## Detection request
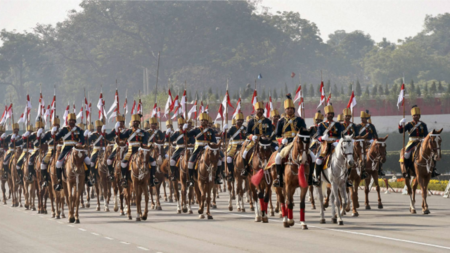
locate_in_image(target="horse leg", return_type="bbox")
[375,175,383,209]
[162,180,168,202]
[75,184,81,224]
[31,183,36,211]
[206,184,213,219]
[227,180,233,211]
[299,185,308,229]
[156,182,162,210]
[339,183,348,216]
[143,184,149,220]
[364,178,371,210]
[351,180,359,217]
[309,186,316,210]
[135,184,141,222]
[174,181,181,214]
[421,175,430,214]
[252,186,261,222]
[211,185,217,209]
[279,185,288,227]
[181,181,188,213]
[198,183,206,219]
[269,192,274,217]
[332,182,344,225]
[66,184,74,223]
[1,180,6,205]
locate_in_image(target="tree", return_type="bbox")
[262,86,267,100]
[410,80,415,91]
[416,86,422,97]
[340,86,345,96]
[430,81,437,94]
[378,84,384,95]
[364,86,370,96]
[332,83,339,96]
[438,81,444,92]
[325,80,331,93]
[309,84,315,97]
[208,87,213,96]
[385,82,389,95]
[273,89,278,100]
[371,85,377,96]
[348,83,353,95]
[424,83,429,95]
[303,85,308,98]
[355,80,362,96]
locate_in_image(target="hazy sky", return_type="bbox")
[1,0,449,43]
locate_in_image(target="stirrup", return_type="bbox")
[240,168,249,177]
[152,177,159,186]
[120,178,128,187]
[312,177,321,186]
[361,171,368,179]
[54,183,62,192]
[273,178,281,188]
[346,181,353,187]
[431,169,440,178]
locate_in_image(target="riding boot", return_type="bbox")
[2,166,8,179]
[120,167,128,188]
[403,158,411,178]
[41,169,49,187]
[107,164,115,180]
[188,169,195,188]
[55,168,63,191]
[346,168,353,187]
[27,164,35,181]
[241,158,249,177]
[273,164,283,188]
[17,169,24,184]
[215,164,223,185]
[170,166,177,181]
[227,162,234,182]
[150,166,159,186]
[431,168,440,178]
[313,163,323,186]
[85,166,93,187]
[91,165,97,184]
[377,164,385,177]
[308,165,314,186]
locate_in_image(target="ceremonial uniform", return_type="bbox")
[225,112,246,180]
[16,126,38,171]
[105,115,127,179]
[270,109,281,151]
[2,123,23,179]
[308,111,324,155]
[87,120,107,184]
[356,110,383,176]
[168,118,190,181]
[273,96,306,187]
[40,118,63,185]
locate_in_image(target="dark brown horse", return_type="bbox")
[50,146,66,219]
[364,136,389,210]
[149,143,168,211]
[177,147,197,214]
[347,134,369,216]
[63,147,87,223]
[401,129,442,214]
[111,141,128,216]
[229,141,254,212]
[129,148,150,221]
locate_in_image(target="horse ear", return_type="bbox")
[437,128,443,134]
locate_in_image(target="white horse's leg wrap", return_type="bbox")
[404,151,411,159]
[316,157,323,165]
[242,150,249,159]
[121,162,128,169]
[84,156,91,166]
[56,160,63,169]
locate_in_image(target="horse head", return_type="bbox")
[256,137,273,161]
[374,135,388,163]
[339,134,355,168]
[151,142,165,165]
[293,129,311,164]
[428,129,443,161]
[353,132,369,167]
[71,147,87,173]
[204,142,222,167]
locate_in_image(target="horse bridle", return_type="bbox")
[368,141,386,169]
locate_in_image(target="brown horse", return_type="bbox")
[195,143,222,219]
[401,129,442,214]
[273,133,311,229]
[149,143,168,211]
[35,147,54,215]
[228,143,254,212]
[177,147,198,214]
[10,148,23,208]
[22,150,37,211]
[63,147,87,223]
[50,146,66,219]
[364,136,389,210]
[111,141,128,216]
[128,148,150,221]
[93,147,110,212]
[0,148,12,205]
[347,134,369,216]
[249,138,274,223]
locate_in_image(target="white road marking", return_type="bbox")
[120,242,130,245]
[104,237,113,240]
[79,228,86,232]
[91,233,100,236]
[68,225,74,227]
[137,247,149,251]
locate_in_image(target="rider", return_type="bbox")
[308,110,324,185]
[270,109,281,151]
[105,115,126,180]
[0,125,6,178]
[2,123,23,182]
[53,113,90,191]
[146,117,163,186]
[167,117,188,181]
[273,94,306,188]
[224,112,246,181]
[185,112,219,187]
[355,110,383,176]
[117,114,156,187]
[87,120,107,185]
[242,101,273,177]
[17,123,40,181]
[40,117,62,186]
[164,119,173,154]
[399,105,439,178]
[313,104,342,186]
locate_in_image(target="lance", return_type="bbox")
[224,80,229,179]
[184,81,188,161]
[155,52,161,130]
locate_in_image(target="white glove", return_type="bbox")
[223,124,229,131]
[84,130,90,137]
[399,118,406,126]
[88,131,93,137]
[101,125,106,133]
[23,131,30,138]
[115,122,120,132]
[274,146,279,151]
[37,128,43,136]
[282,138,288,145]
[0,133,6,139]
[51,126,57,135]
[166,128,172,134]
[252,135,258,142]
[182,124,188,130]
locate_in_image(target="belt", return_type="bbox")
[195,142,207,146]
[93,146,106,150]
[128,142,141,147]
[49,144,63,150]
[282,131,296,138]
[230,140,244,145]
[176,145,186,148]
[409,137,422,141]
[63,141,78,146]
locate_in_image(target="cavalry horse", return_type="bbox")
[149,142,168,211]
[364,136,388,210]
[63,147,88,223]
[94,147,110,212]
[177,147,197,214]
[194,142,222,219]
[128,147,150,221]
[347,133,369,217]
[314,134,355,225]
[249,138,273,223]
[401,129,442,214]
[23,149,37,211]
[0,148,12,205]
[10,147,23,208]
[272,132,311,229]
[228,142,254,213]
[50,145,66,219]
[34,146,54,215]
[111,141,128,216]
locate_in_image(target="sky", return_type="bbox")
[0,0,450,43]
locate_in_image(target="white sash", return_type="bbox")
[231,126,245,141]
[63,127,77,140]
[148,130,158,143]
[359,124,369,135]
[127,129,141,142]
[409,122,422,134]
[343,123,353,134]
[195,127,210,139]
[323,122,335,136]
[93,134,104,146]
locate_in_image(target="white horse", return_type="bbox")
[315,134,355,225]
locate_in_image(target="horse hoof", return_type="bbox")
[182,207,188,213]
[237,207,241,212]
[378,204,383,209]
[275,207,279,213]
[331,218,337,224]
[52,214,55,218]
[207,215,213,220]
[338,221,344,225]
[270,211,274,217]
[156,206,162,211]
[169,199,173,203]
[288,220,295,227]
[136,218,141,222]
[32,207,36,211]
[44,210,48,214]
[56,215,60,219]
[164,198,168,202]
[228,206,233,211]
[198,209,203,215]
[365,205,371,210]
[151,205,155,210]
[242,209,246,213]
[320,219,326,224]
[38,210,41,214]
[121,212,125,216]
[19,204,23,208]
[283,222,290,228]
[86,203,90,208]
[61,214,66,219]
[262,217,269,223]
[199,214,205,219]
[25,207,29,210]
[302,225,308,230]
[212,204,217,209]
[114,207,118,212]
[279,214,283,218]
[311,206,316,210]
[250,207,255,211]
[142,216,147,221]
[177,210,181,214]
[323,203,329,208]
[255,217,262,222]
[75,219,80,224]
[232,196,236,200]
[352,212,359,217]
[69,217,75,223]
[189,210,193,214]
[355,203,360,208]
[105,208,110,212]
[423,210,430,215]
[96,207,100,211]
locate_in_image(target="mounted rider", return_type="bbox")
[273,94,307,188]
[241,101,273,177]
[313,104,342,186]
[185,112,220,187]
[18,120,45,181]
[40,117,62,187]
[307,110,324,185]
[224,111,246,181]
[399,105,439,178]
[53,113,90,191]
[167,117,188,181]
[105,115,126,180]
[2,123,23,182]
[0,125,6,178]
[355,110,384,176]
[86,120,107,185]
[270,109,281,151]
[146,117,164,186]
[163,119,173,154]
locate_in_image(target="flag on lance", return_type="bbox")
[317,81,325,108]
[297,88,304,117]
[63,104,70,126]
[107,90,118,116]
[221,89,233,116]
[151,103,158,118]
[188,100,197,120]
[131,100,136,115]
[326,93,332,106]
[231,98,241,119]
[164,89,173,118]
[397,82,405,109]
[294,85,302,103]
[214,104,223,123]
[251,88,258,113]
[346,91,357,112]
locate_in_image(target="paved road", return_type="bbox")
[0,187,449,253]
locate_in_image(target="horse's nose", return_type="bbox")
[348,160,354,167]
